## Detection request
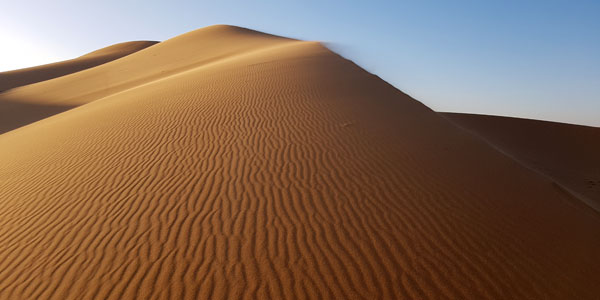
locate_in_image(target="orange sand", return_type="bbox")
[0,25,598,299]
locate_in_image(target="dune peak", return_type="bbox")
[0,25,598,300]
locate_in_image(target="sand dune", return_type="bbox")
[0,25,599,299]
[443,113,600,212]
[0,41,157,92]
[0,41,157,133]
[0,27,292,134]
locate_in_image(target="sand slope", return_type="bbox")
[0,41,157,134]
[443,113,600,211]
[0,27,292,134]
[0,25,599,299]
[0,41,157,92]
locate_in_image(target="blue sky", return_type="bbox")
[1,0,599,126]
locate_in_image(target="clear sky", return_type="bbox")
[1,0,599,126]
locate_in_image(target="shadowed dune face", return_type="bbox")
[0,41,157,133]
[0,25,599,299]
[0,41,158,92]
[442,113,600,211]
[0,99,75,134]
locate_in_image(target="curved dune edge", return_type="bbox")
[0,26,293,134]
[0,41,158,134]
[0,25,599,299]
[442,112,600,212]
[0,41,158,92]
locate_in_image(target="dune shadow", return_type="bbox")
[0,99,75,134]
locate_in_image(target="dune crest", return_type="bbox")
[0,41,158,134]
[0,41,157,92]
[0,25,598,299]
[443,112,600,212]
[0,26,294,134]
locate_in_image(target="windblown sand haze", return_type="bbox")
[0,25,598,299]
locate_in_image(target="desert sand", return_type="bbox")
[0,25,598,299]
[0,41,157,92]
[443,113,600,212]
[0,41,157,133]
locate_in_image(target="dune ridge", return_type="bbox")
[0,25,598,299]
[0,40,158,134]
[0,26,293,134]
[0,41,157,92]
[443,112,600,212]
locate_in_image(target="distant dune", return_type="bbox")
[443,113,600,212]
[0,25,598,299]
[0,41,157,92]
[0,41,157,133]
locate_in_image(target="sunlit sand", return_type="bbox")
[0,25,598,299]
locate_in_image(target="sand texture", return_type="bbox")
[0,25,599,299]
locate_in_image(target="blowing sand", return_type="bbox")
[0,25,598,299]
